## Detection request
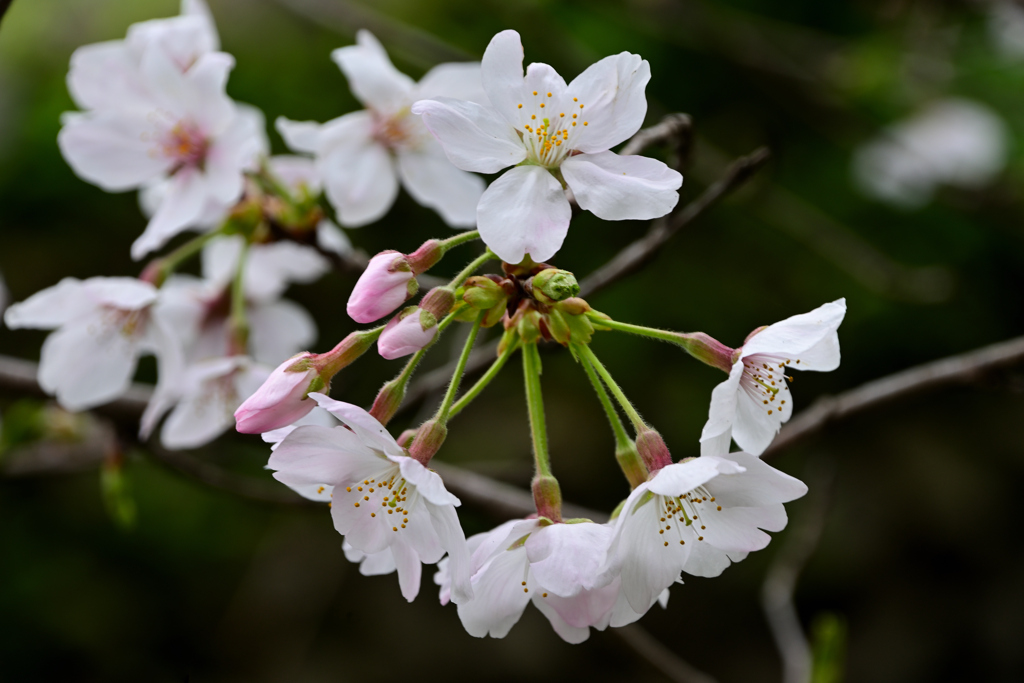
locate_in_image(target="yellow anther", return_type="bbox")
[531,115,536,120]
[346,487,351,492]
[371,512,376,517]
[532,90,538,95]
[573,97,578,102]
[539,103,545,108]
[547,92,552,97]
[517,104,523,109]
[559,113,565,118]
[354,502,360,507]
[583,121,588,126]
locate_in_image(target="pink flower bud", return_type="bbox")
[635,428,673,472]
[378,308,438,360]
[408,418,447,463]
[234,354,321,434]
[347,251,418,323]
[531,475,563,522]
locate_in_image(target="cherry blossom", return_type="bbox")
[435,518,647,643]
[603,446,807,614]
[377,307,438,360]
[277,30,487,228]
[412,29,682,264]
[3,277,181,412]
[58,2,267,260]
[700,299,846,456]
[266,393,473,603]
[234,353,320,434]
[347,251,418,323]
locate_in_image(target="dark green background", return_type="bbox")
[2,0,1023,680]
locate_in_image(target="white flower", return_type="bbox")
[437,518,635,643]
[277,30,487,228]
[412,29,682,264]
[58,2,267,260]
[267,393,473,603]
[3,277,181,412]
[604,447,807,614]
[143,355,271,450]
[700,299,846,456]
[852,99,1008,209]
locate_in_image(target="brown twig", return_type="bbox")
[764,333,1024,457]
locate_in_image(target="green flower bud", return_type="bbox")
[532,269,580,303]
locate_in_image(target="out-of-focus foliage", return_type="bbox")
[2,0,1024,681]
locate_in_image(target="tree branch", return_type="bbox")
[764,333,1024,457]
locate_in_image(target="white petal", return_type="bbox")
[732,383,783,456]
[245,242,331,302]
[391,537,423,602]
[415,62,489,106]
[525,523,613,597]
[428,503,474,604]
[269,154,321,194]
[712,451,808,507]
[396,457,461,507]
[132,169,208,260]
[316,220,352,257]
[38,322,140,411]
[699,362,743,449]
[615,493,688,613]
[532,594,593,644]
[561,151,681,220]
[476,165,571,264]
[307,393,402,456]
[681,538,734,578]
[411,97,524,174]
[3,278,91,329]
[332,30,414,113]
[247,300,317,365]
[275,116,321,154]
[321,140,398,226]
[457,547,532,638]
[646,457,743,498]
[566,53,650,153]
[83,277,159,310]
[66,40,152,112]
[741,299,847,369]
[268,424,386,485]
[480,30,526,127]
[58,111,173,191]
[396,143,484,227]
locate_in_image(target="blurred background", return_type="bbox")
[2,0,1024,681]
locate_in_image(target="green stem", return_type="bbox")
[449,335,521,420]
[439,230,480,251]
[576,344,647,433]
[586,313,735,373]
[448,250,497,289]
[254,159,296,204]
[228,239,251,353]
[435,312,485,423]
[522,342,552,477]
[150,230,221,286]
[380,311,460,406]
[577,346,632,451]
[588,315,684,345]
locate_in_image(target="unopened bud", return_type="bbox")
[676,332,735,374]
[369,377,405,426]
[378,307,438,360]
[396,429,417,448]
[420,286,456,319]
[347,251,417,323]
[462,276,507,310]
[635,428,673,472]
[406,239,445,274]
[531,475,563,522]
[408,419,447,464]
[532,269,579,303]
[316,328,382,377]
[542,309,571,346]
[554,297,592,316]
[517,308,542,344]
[615,440,649,489]
[234,353,320,433]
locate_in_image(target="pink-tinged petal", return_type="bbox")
[3,278,92,329]
[260,407,338,450]
[607,582,661,628]
[390,537,424,602]
[332,30,415,113]
[412,97,525,174]
[566,53,650,153]
[741,299,847,368]
[525,523,613,597]
[66,41,153,112]
[268,424,385,485]
[468,519,531,573]
[269,154,321,194]
[561,151,681,221]
[316,220,352,257]
[234,355,317,434]
[83,277,158,310]
[699,361,743,448]
[395,457,461,507]
[457,547,532,638]
[200,104,266,204]
[477,165,571,264]
[307,392,403,456]
[481,30,526,127]
[58,111,173,191]
[415,62,488,105]
[247,300,317,365]
[531,594,593,644]
[181,0,220,49]
[428,503,474,604]
[321,139,398,227]
[132,168,208,260]
[615,493,688,613]
[542,581,620,631]
[275,117,321,154]
[38,322,140,411]
[396,142,485,228]
[347,251,415,324]
[378,309,438,360]
[732,387,782,456]
[161,360,269,449]
[245,242,331,302]
[332,496,392,554]
[281,482,334,502]
[646,457,743,498]
[712,452,808,507]
[143,49,235,133]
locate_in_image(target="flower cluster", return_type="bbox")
[3,5,848,646]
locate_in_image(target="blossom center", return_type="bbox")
[740,354,796,418]
[101,305,148,339]
[371,109,423,152]
[160,121,210,170]
[337,468,417,533]
[514,90,588,168]
[653,486,718,547]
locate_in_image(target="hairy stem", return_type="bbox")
[577,344,647,433]
[435,312,485,423]
[449,335,521,420]
[522,342,552,477]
